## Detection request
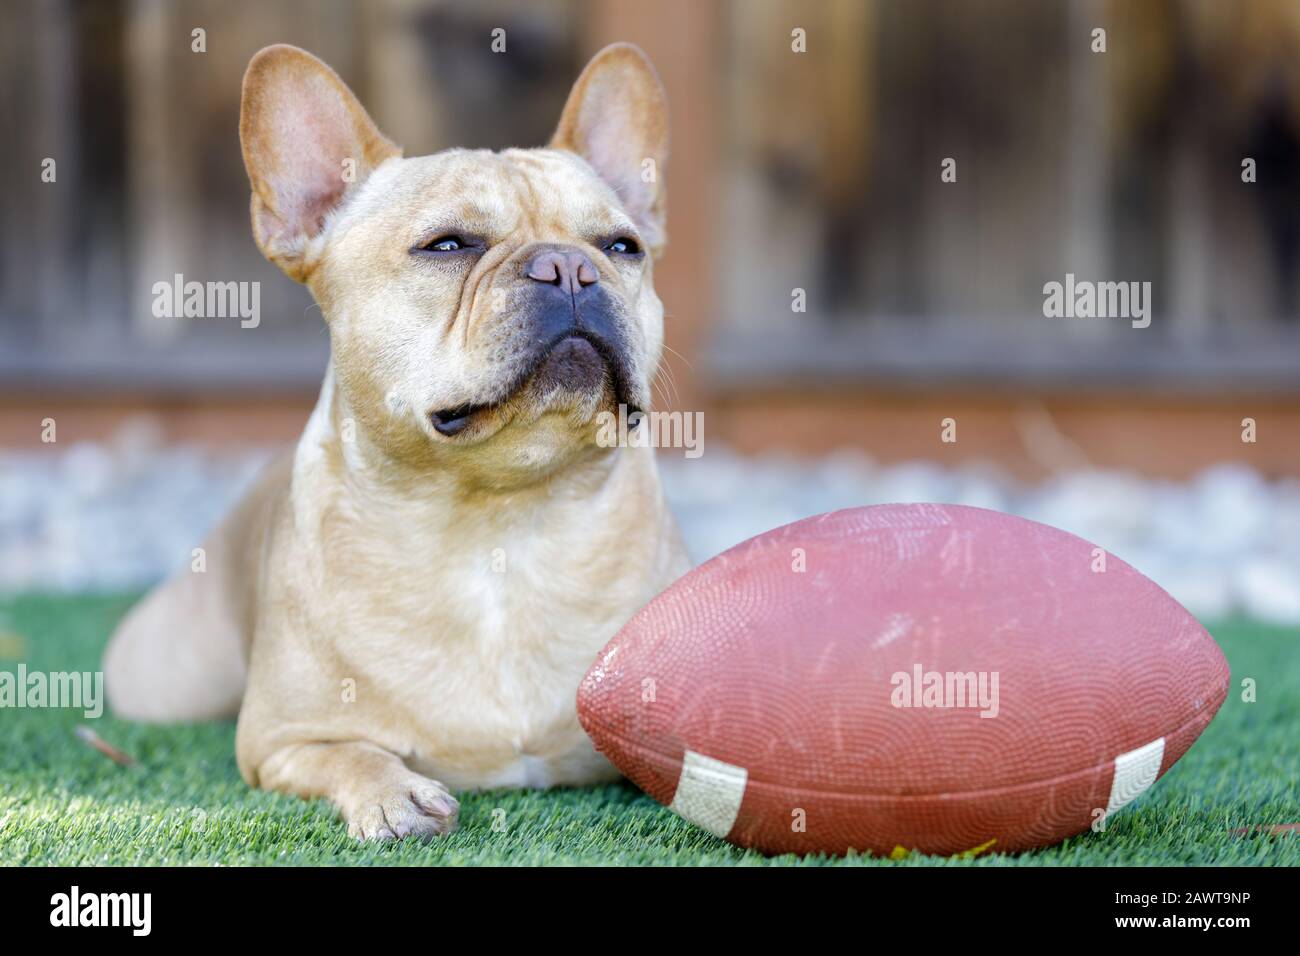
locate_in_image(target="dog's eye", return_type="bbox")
[605,237,641,256]
[422,235,468,252]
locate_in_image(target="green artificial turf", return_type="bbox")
[0,593,1295,866]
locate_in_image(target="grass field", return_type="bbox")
[0,593,1296,866]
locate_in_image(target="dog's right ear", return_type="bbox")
[240,45,400,282]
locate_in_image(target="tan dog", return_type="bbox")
[103,42,689,840]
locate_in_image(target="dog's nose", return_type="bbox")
[525,249,599,295]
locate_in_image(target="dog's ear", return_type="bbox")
[551,43,669,253]
[240,44,400,281]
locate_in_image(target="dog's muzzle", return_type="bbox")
[428,248,641,437]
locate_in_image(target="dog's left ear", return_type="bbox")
[551,43,669,253]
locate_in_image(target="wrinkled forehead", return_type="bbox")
[342,147,636,243]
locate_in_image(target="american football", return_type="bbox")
[577,503,1231,856]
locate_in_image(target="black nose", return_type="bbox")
[525,249,600,296]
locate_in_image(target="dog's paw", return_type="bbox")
[345,775,459,842]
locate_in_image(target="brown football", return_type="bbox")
[577,504,1229,856]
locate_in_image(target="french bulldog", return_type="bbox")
[104,41,690,841]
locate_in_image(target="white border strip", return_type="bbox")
[1106,737,1166,817]
[669,750,748,839]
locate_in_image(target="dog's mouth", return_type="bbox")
[429,331,640,438]
[428,402,493,437]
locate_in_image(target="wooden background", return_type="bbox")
[1,0,1298,479]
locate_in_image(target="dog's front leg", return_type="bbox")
[256,740,459,841]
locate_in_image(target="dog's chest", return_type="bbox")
[348,543,631,788]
